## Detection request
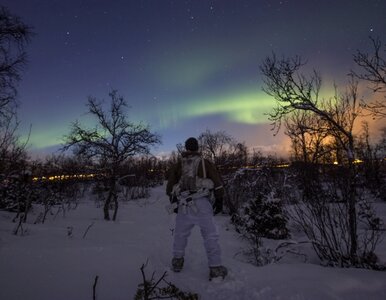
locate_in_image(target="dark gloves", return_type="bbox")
[170,195,177,203]
[170,195,178,213]
[212,197,223,215]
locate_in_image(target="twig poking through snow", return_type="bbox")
[93,275,98,300]
[83,222,94,239]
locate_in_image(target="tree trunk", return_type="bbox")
[103,189,112,221]
[347,138,358,263]
[104,176,119,221]
[112,191,119,221]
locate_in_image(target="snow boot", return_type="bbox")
[209,265,228,281]
[171,257,184,272]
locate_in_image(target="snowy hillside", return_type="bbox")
[1,184,386,300]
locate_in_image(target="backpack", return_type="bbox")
[173,155,214,200]
[179,155,201,192]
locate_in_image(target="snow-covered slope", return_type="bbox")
[1,184,386,300]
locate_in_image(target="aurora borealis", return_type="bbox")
[3,0,386,156]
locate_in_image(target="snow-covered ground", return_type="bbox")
[1,184,386,300]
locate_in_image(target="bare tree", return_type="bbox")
[198,129,235,165]
[261,54,362,264]
[0,114,29,173]
[355,121,384,195]
[62,90,161,220]
[228,142,249,169]
[261,55,361,163]
[0,6,32,174]
[377,127,386,157]
[0,7,33,222]
[375,127,386,201]
[0,6,33,117]
[351,37,386,118]
[284,110,330,164]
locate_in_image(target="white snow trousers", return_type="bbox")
[173,197,222,267]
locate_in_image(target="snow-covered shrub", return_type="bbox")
[225,167,282,214]
[232,191,290,266]
[234,192,290,240]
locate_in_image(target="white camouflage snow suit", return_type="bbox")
[166,151,224,267]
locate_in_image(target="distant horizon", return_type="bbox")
[25,131,292,161]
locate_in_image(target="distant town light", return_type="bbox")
[32,173,97,182]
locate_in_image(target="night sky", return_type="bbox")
[3,0,386,157]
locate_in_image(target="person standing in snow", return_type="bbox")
[166,137,228,280]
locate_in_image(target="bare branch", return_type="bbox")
[351,36,386,118]
[0,6,34,116]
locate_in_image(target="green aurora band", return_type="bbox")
[24,76,342,150]
[24,126,68,149]
[157,89,274,128]
[27,89,274,149]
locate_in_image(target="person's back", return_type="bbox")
[166,137,227,280]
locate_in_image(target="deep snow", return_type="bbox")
[1,184,386,300]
